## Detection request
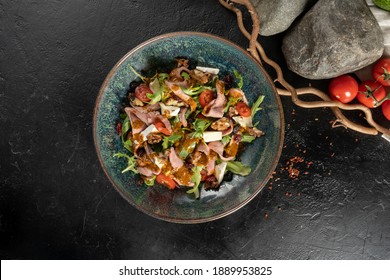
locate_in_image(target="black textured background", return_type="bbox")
[1,0,390,260]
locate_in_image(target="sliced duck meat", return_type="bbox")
[202,80,226,118]
[169,147,184,169]
[228,88,249,104]
[127,107,157,125]
[179,107,188,127]
[136,156,160,176]
[165,81,197,112]
[208,141,235,161]
[169,66,190,82]
[124,107,146,134]
[196,141,210,155]
[206,153,216,175]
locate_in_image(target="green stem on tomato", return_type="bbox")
[375,92,390,107]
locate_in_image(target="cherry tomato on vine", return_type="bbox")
[328,75,358,103]
[235,101,251,117]
[372,58,390,87]
[134,83,152,102]
[199,89,215,107]
[356,80,386,108]
[156,174,176,189]
[382,100,390,121]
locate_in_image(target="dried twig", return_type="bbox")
[219,0,390,137]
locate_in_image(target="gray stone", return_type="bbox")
[252,0,314,36]
[282,0,384,79]
[355,1,390,82]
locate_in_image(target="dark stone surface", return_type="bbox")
[1,0,390,260]
[282,0,384,79]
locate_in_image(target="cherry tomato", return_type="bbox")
[356,80,386,108]
[156,174,176,189]
[382,100,390,121]
[154,121,171,136]
[328,75,358,103]
[372,58,390,87]
[235,101,251,117]
[199,89,215,107]
[134,83,152,102]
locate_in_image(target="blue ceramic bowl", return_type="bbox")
[94,32,284,223]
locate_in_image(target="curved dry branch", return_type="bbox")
[219,0,390,137]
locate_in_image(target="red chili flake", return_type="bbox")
[268,186,273,190]
[288,168,300,179]
[264,213,269,219]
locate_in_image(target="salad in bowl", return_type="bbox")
[115,58,265,198]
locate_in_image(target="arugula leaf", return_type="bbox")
[120,112,127,120]
[178,138,198,160]
[191,118,212,138]
[226,161,251,176]
[144,176,156,187]
[129,65,147,82]
[146,92,162,104]
[221,135,232,145]
[157,73,169,82]
[185,108,192,119]
[181,85,211,96]
[123,139,133,152]
[121,116,131,137]
[186,166,202,199]
[240,133,256,143]
[181,72,190,80]
[162,134,182,150]
[113,153,138,174]
[251,95,265,119]
[146,78,162,104]
[193,118,211,130]
[224,96,241,113]
[121,117,133,152]
[233,70,243,89]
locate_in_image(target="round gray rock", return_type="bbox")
[253,0,313,36]
[282,0,384,79]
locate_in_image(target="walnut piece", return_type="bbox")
[146,133,162,144]
[247,127,264,137]
[211,117,231,131]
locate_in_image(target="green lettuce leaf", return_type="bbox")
[113,153,138,174]
[226,161,251,176]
